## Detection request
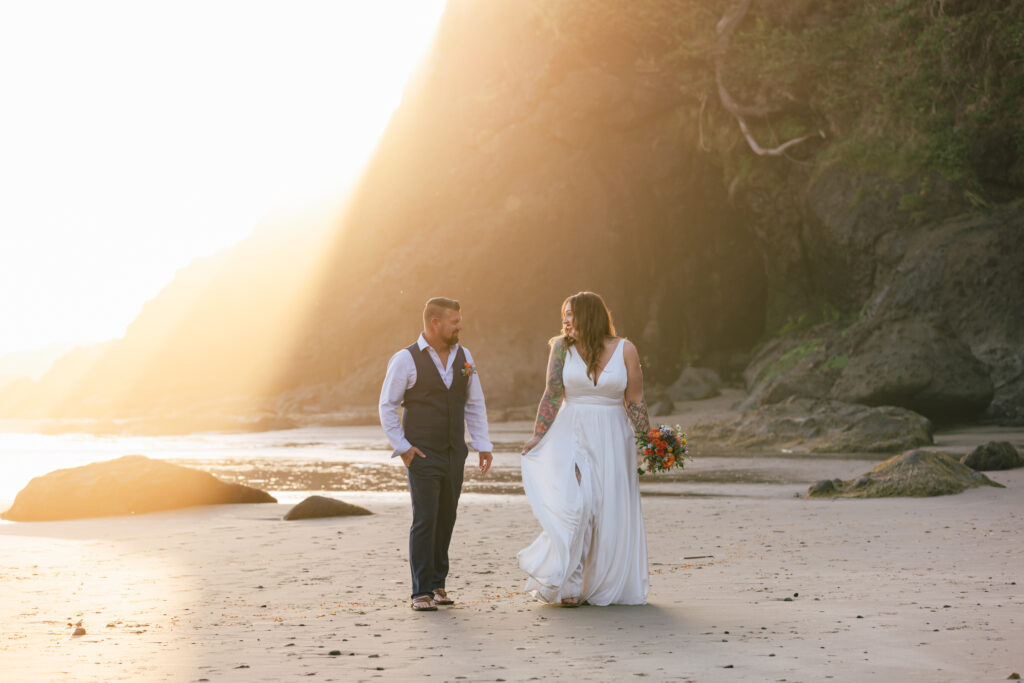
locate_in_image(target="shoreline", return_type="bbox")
[2,414,1021,516]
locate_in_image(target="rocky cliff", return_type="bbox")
[3,0,1022,430]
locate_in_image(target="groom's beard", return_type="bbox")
[442,332,460,347]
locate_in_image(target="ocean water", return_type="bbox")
[0,421,871,513]
[0,426,397,504]
[0,424,532,511]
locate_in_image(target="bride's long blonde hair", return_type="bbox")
[555,291,616,384]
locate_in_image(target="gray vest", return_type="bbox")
[401,343,469,458]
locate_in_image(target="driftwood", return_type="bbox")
[714,0,823,156]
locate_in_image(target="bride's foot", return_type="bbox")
[560,596,580,608]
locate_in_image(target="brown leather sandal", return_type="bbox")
[411,595,437,611]
[433,588,454,605]
[560,596,581,608]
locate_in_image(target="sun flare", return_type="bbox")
[0,0,446,360]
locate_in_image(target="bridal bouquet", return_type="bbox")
[635,424,688,475]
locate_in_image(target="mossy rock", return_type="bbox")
[808,450,1004,498]
[960,441,1024,471]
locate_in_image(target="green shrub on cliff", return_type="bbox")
[530,0,1024,192]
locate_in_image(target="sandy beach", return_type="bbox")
[2,434,1021,682]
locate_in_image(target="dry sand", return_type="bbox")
[2,458,1022,682]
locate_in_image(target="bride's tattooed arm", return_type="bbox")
[622,340,651,435]
[626,397,651,436]
[521,338,568,455]
[533,338,568,439]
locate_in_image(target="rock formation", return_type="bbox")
[807,450,1004,498]
[1,455,276,522]
[690,397,934,453]
[745,201,1022,424]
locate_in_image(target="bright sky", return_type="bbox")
[0,0,446,358]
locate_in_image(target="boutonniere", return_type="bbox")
[461,361,476,377]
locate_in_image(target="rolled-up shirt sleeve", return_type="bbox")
[463,348,494,453]
[379,350,415,458]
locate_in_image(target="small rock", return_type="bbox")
[648,400,675,417]
[284,495,372,521]
[808,479,835,496]
[328,650,341,656]
[72,627,86,636]
[667,367,722,401]
[1007,674,1020,680]
[961,441,1024,471]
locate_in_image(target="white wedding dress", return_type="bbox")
[518,338,649,605]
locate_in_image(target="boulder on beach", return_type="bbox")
[283,495,372,520]
[667,367,722,402]
[0,455,276,522]
[807,450,1004,498]
[689,397,933,453]
[960,441,1024,471]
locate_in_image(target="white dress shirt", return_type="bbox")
[379,333,494,458]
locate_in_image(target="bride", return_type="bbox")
[518,291,650,606]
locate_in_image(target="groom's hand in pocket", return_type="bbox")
[401,446,427,467]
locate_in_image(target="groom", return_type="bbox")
[379,297,493,611]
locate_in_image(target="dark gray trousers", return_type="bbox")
[405,446,466,599]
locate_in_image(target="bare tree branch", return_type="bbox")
[735,116,825,156]
[697,93,712,152]
[714,0,824,157]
